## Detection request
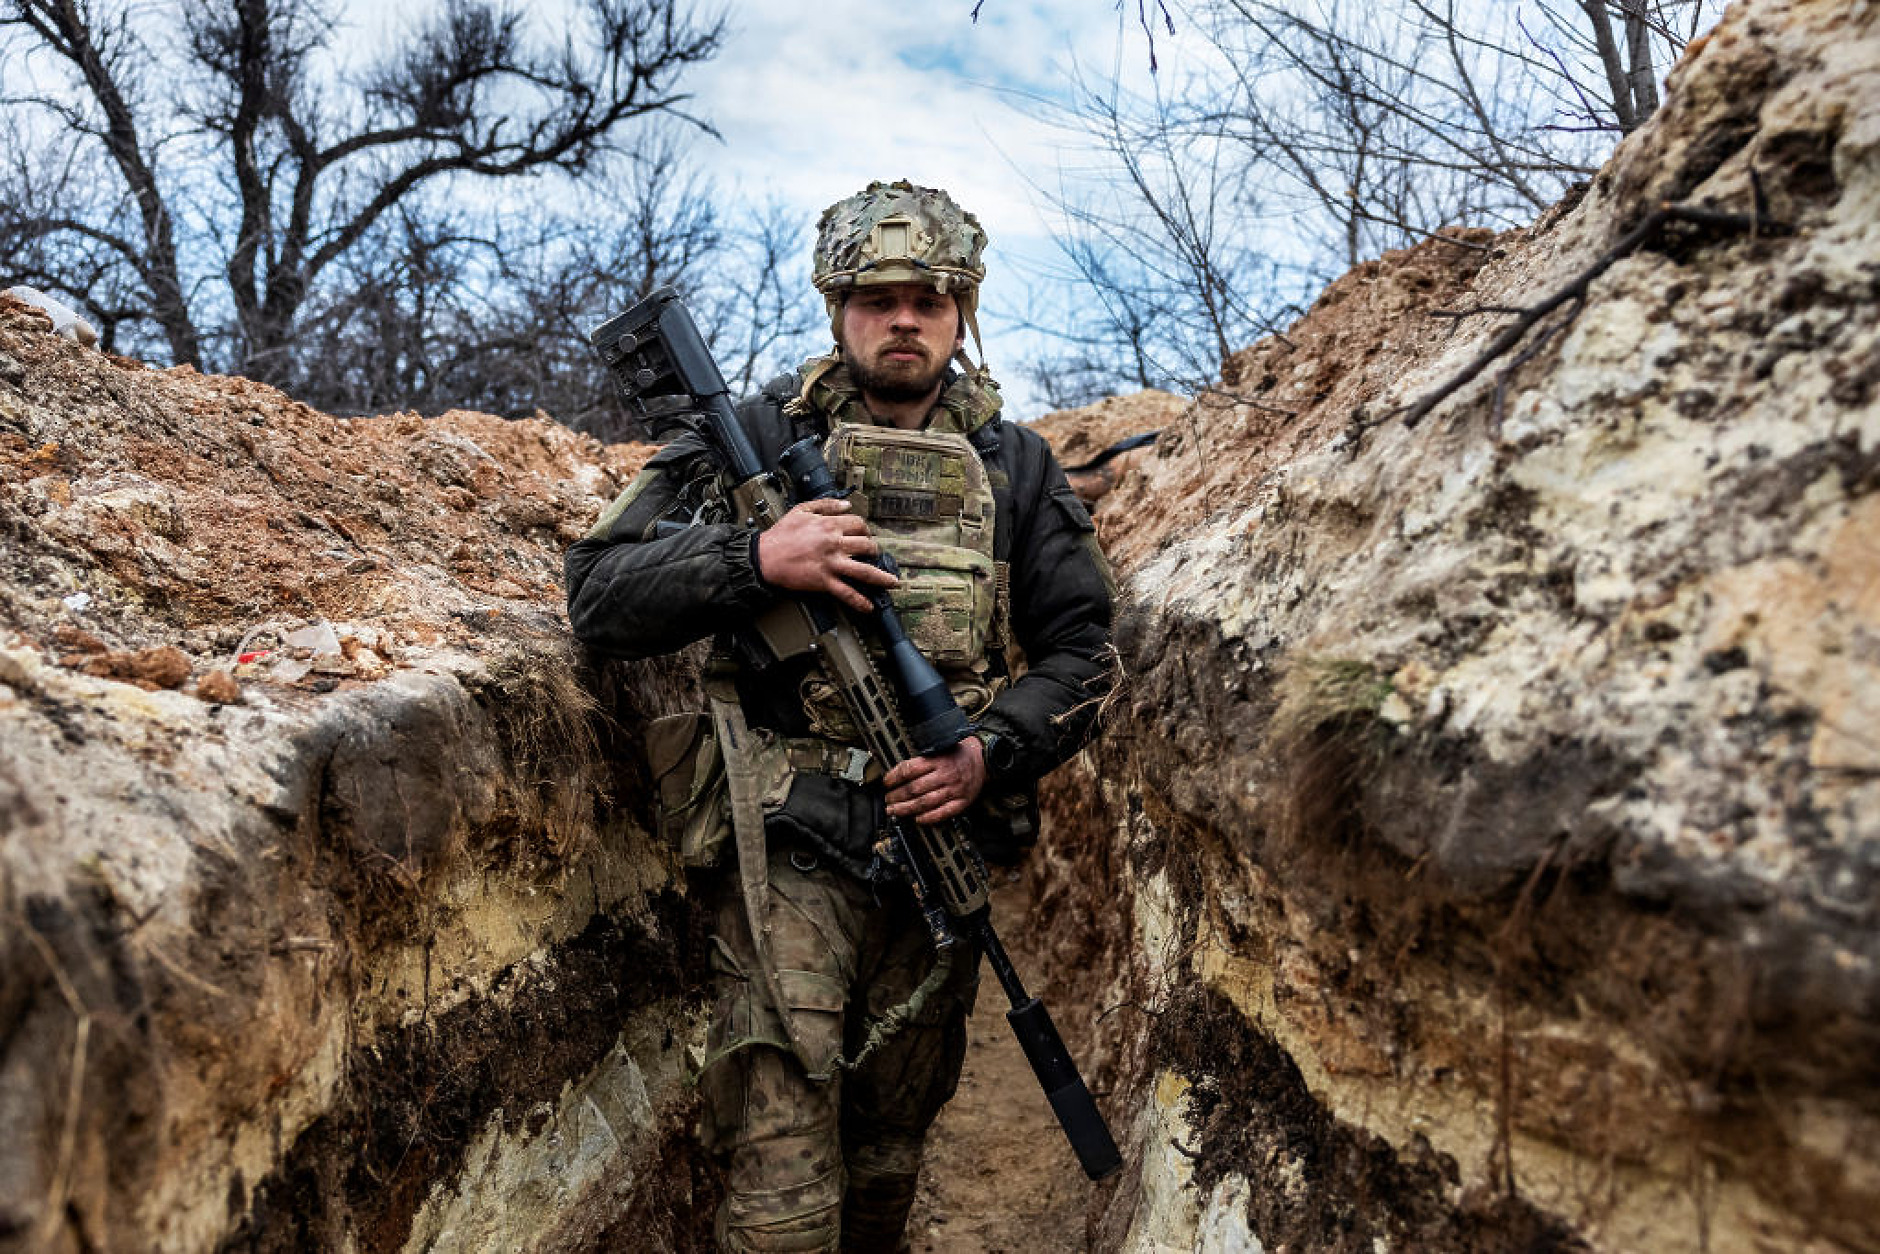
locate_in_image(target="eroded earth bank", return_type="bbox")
[1030,1,1879,1249]
[2,0,1876,1250]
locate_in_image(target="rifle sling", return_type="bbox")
[707,676,828,1079]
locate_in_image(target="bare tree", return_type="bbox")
[1520,0,1718,135]
[689,195,825,400]
[441,147,823,436]
[1013,344,1135,414]
[0,0,724,384]
[1028,0,1724,399]
[279,132,821,437]
[1210,0,1727,246]
[1009,60,1312,398]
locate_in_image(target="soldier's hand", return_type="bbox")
[755,499,898,614]
[884,736,986,825]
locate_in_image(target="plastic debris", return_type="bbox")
[280,621,342,656]
[229,618,389,687]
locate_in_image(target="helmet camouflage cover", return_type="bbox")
[813,180,989,366]
[813,179,986,296]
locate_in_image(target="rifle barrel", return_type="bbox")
[974,917,1123,1181]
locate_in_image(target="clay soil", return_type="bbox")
[0,293,651,672]
[1032,224,1508,573]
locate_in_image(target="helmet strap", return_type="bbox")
[957,304,985,374]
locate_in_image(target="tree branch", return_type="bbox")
[5,0,200,362]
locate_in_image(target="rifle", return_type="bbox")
[590,285,1123,1183]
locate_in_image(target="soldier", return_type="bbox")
[565,180,1114,1252]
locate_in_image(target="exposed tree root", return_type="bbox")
[1397,195,1791,430]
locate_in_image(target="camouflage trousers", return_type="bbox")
[699,844,979,1253]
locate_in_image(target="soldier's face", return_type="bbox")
[839,283,963,403]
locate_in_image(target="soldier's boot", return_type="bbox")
[838,1140,923,1253]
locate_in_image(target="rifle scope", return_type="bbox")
[777,437,969,756]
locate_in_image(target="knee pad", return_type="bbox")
[718,1155,844,1254]
[717,1204,843,1254]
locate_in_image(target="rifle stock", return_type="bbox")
[590,285,1122,1182]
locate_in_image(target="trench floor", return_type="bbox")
[905,881,1092,1253]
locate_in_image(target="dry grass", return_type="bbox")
[485,637,610,861]
[1270,657,1394,746]
[1268,656,1398,853]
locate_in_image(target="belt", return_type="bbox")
[781,736,881,785]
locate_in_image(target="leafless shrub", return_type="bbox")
[0,0,743,413]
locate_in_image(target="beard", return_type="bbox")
[847,341,950,403]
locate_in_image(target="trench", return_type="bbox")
[9,5,1880,1241]
[15,628,1861,1254]
[253,594,1874,1253]
[904,880,1114,1254]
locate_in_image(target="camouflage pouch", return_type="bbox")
[882,537,996,666]
[824,423,998,668]
[645,712,731,868]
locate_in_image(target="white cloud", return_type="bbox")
[675,0,1197,413]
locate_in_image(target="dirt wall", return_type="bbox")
[1032,1,1880,1249]
[4,3,1876,1251]
[0,308,711,1251]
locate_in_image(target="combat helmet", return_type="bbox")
[812,179,989,369]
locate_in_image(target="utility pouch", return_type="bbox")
[645,711,731,867]
[765,768,885,868]
[823,422,999,667]
[886,538,997,666]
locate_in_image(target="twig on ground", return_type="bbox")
[1097,998,1166,1023]
[1195,382,1300,417]
[1430,304,1530,320]
[1491,296,1583,433]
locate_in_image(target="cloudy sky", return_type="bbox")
[332,0,1191,414]
[12,2,1724,416]
[12,0,1201,414]
[682,2,1149,240]
[664,0,1214,414]
[539,0,1203,416]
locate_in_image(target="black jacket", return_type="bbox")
[564,371,1113,795]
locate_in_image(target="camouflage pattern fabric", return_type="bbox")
[788,363,1010,745]
[811,180,986,298]
[699,846,978,1252]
